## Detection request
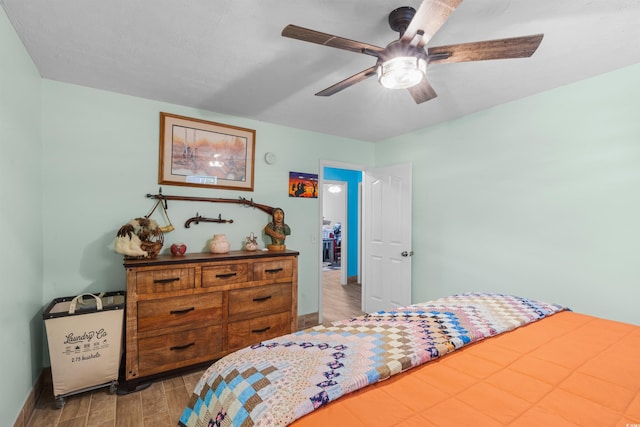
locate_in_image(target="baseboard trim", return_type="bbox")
[297,312,319,330]
[13,367,49,427]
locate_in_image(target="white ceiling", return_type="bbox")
[2,0,639,142]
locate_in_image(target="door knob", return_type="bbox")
[401,250,414,257]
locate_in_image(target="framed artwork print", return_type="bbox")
[289,171,318,198]
[159,112,255,191]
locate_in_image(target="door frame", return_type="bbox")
[318,160,366,324]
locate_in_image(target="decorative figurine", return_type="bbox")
[114,217,164,259]
[244,232,258,251]
[264,207,290,251]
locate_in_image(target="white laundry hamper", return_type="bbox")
[43,291,125,408]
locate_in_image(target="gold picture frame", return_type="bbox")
[159,112,255,191]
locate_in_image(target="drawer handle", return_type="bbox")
[216,272,237,279]
[252,326,271,334]
[265,268,283,274]
[154,277,180,284]
[170,342,195,351]
[253,295,272,302]
[170,307,195,315]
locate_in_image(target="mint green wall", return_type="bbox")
[0,7,44,424]
[4,2,640,423]
[40,80,374,321]
[376,63,640,325]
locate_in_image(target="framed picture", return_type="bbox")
[159,112,256,191]
[289,171,318,198]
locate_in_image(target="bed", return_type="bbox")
[179,293,640,427]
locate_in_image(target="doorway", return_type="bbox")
[319,162,365,325]
[322,181,346,283]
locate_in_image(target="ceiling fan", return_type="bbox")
[281,0,543,104]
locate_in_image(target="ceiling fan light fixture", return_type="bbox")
[377,56,426,89]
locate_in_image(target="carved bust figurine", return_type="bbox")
[264,207,290,251]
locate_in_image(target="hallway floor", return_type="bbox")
[321,268,365,325]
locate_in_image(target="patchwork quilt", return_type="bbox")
[179,293,567,427]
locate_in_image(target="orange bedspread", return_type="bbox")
[291,311,640,427]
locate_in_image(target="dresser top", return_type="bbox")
[123,249,299,268]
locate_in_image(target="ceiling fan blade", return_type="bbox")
[407,78,438,104]
[315,66,378,97]
[428,34,544,64]
[401,0,463,48]
[282,25,385,57]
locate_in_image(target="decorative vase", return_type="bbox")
[209,234,230,254]
[244,232,258,251]
[170,242,187,256]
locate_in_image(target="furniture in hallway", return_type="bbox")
[322,238,334,262]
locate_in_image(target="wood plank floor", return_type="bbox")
[27,268,363,426]
[321,267,365,325]
[27,367,205,427]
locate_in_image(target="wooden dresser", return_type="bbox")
[122,250,298,383]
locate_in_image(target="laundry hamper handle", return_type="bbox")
[68,293,103,314]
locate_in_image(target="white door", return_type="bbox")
[362,163,412,313]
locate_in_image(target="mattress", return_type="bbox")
[177,293,640,426]
[291,310,640,426]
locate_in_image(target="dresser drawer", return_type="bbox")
[135,268,195,294]
[228,312,291,350]
[202,263,249,288]
[124,251,298,381]
[137,293,223,333]
[138,325,223,373]
[253,259,293,281]
[228,283,292,318]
